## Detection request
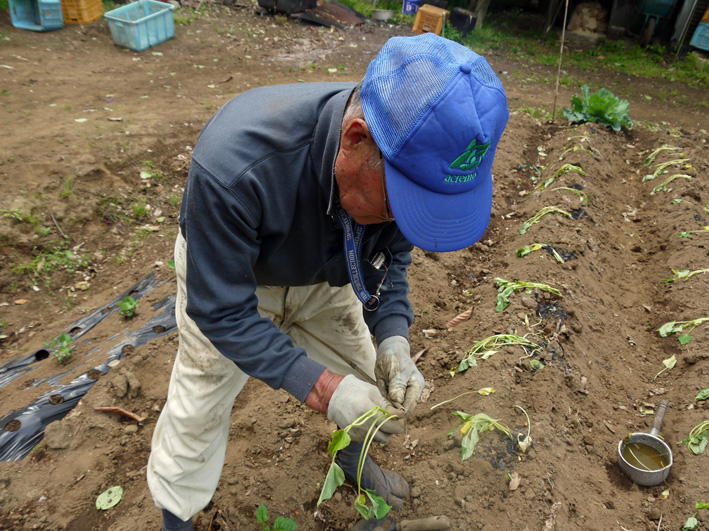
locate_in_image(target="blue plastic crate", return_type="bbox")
[690,21,709,51]
[104,0,175,52]
[9,0,63,31]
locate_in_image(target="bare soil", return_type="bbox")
[1,4,709,531]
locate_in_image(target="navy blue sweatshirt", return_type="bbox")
[179,82,415,403]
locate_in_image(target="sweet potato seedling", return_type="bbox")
[318,407,397,520]
[658,317,709,345]
[537,163,586,190]
[255,503,298,531]
[448,411,511,461]
[118,296,138,318]
[44,332,74,364]
[678,420,709,455]
[494,278,562,312]
[453,333,542,374]
[642,158,690,182]
[519,206,573,234]
[551,186,589,203]
[650,174,692,195]
[516,243,564,263]
[640,145,682,166]
[665,268,709,283]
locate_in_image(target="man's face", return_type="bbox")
[335,118,393,225]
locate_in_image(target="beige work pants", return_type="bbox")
[147,233,376,521]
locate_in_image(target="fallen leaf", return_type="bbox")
[14,299,29,305]
[446,306,473,331]
[508,472,521,490]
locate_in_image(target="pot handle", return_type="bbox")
[650,400,669,435]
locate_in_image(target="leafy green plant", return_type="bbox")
[678,421,709,455]
[255,504,298,531]
[448,412,514,461]
[45,332,74,364]
[563,85,633,132]
[696,388,709,402]
[454,334,542,374]
[118,296,138,318]
[318,407,397,520]
[494,278,562,312]
[657,317,709,344]
[519,206,573,234]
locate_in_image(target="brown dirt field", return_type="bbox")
[1,4,709,531]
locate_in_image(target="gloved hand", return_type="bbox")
[305,370,405,443]
[375,336,424,418]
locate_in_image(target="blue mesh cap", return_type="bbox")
[361,33,509,252]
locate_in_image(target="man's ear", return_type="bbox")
[340,118,373,153]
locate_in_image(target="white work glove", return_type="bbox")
[375,336,425,418]
[327,374,405,443]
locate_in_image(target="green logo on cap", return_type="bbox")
[449,139,491,172]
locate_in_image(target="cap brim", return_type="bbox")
[385,158,493,252]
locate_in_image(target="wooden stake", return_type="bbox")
[551,0,570,123]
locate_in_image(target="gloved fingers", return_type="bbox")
[401,381,424,418]
[375,376,389,401]
[387,379,407,406]
[386,494,405,511]
[375,415,406,435]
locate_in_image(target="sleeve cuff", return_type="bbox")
[374,315,410,345]
[279,355,327,403]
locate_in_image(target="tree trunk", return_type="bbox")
[467,0,490,29]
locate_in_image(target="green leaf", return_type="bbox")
[167,260,175,269]
[657,322,678,337]
[689,433,708,455]
[696,502,709,510]
[678,333,693,345]
[256,503,268,524]
[696,388,709,401]
[662,354,677,370]
[327,429,350,457]
[529,359,545,370]
[363,488,391,519]
[355,493,372,520]
[273,516,298,531]
[683,516,698,530]
[96,486,123,510]
[461,426,480,461]
[317,463,345,506]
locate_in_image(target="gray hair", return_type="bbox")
[343,81,382,171]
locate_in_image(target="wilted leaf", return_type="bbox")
[478,387,495,396]
[662,354,677,370]
[683,516,698,530]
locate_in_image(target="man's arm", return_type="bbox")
[180,162,327,402]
